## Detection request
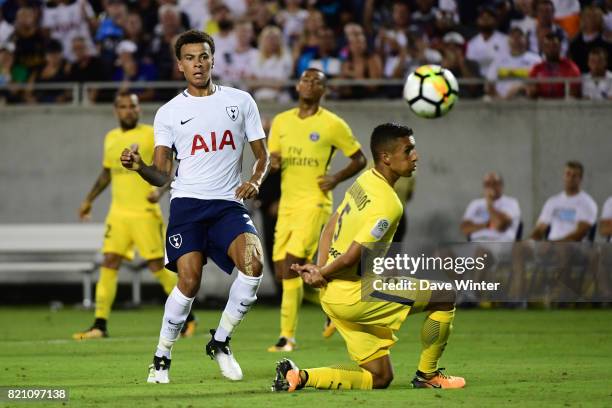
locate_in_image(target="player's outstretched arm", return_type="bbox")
[235,139,270,199]
[318,150,367,193]
[120,144,173,187]
[79,167,111,221]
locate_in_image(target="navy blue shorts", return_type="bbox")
[164,198,258,274]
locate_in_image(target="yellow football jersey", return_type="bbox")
[321,169,403,305]
[268,107,361,211]
[102,124,159,215]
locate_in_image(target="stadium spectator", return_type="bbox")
[305,27,342,79]
[124,12,152,63]
[386,27,442,82]
[511,0,537,36]
[430,2,461,47]
[95,0,127,69]
[0,9,15,45]
[581,47,612,100]
[133,0,158,33]
[440,31,483,98]
[339,24,383,98]
[225,0,248,20]
[411,0,437,37]
[67,36,107,102]
[486,26,541,99]
[210,4,237,81]
[11,5,47,83]
[151,4,184,80]
[466,6,509,77]
[1,0,43,25]
[0,41,28,103]
[25,38,70,103]
[249,0,275,38]
[526,0,568,55]
[529,161,597,242]
[551,0,580,39]
[528,31,581,98]
[363,0,394,37]
[568,6,612,73]
[604,0,612,39]
[41,0,96,63]
[291,9,324,71]
[461,172,521,242]
[112,40,157,101]
[215,19,257,84]
[251,25,292,102]
[178,0,209,30]
[275,0,308,48]
[375,1,412,61]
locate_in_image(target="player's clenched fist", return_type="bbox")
[120,143,142,171]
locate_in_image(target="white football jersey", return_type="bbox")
[462,195,521,242]
[537,191,598,241]
[154,85,265,202]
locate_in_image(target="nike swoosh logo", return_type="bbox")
[180,117,194,125]
[430,384,442,388]
[168,320,183,326]
[239,302,250,307]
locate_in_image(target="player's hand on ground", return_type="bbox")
[78,200,92,221]
[235,181,259,200]
[120,144,142,171]
[292,263,327,288]
[147,190,161,203]
[318,174,338,193]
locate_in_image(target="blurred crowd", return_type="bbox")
[0,0,611,103]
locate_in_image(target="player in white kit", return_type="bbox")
[120,30,270,384]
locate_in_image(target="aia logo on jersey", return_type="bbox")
[226,106,239,121]
[191,130,236,155]
[309,132,320,142]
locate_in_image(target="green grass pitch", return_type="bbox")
[1,305,611,407]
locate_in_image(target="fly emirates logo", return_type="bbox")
[191,130,236,155]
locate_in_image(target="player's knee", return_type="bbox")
[102,253,122,269]
[372,371,394,389]
[178,274,201,297]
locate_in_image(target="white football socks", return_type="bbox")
[155,287,194,359]
[214,270,262,342]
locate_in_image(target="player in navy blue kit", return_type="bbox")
[120,30,269,384]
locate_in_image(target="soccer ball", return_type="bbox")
[403,65,459,119]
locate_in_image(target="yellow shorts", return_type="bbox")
[321,287,431,365]
[102,210,165,261]
[272,206,331,262]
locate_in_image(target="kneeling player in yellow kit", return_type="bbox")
[272,123,465,390]
[73,91,195,340]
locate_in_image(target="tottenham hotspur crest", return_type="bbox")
[169,234,182,249]
[226,106,239,121]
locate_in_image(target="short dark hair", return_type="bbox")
[370,123,414,163]
[114,90,138,105]
[566,160,584,177]
[302,67,327,85]
[174,30,215,60]
[589,46,608,61]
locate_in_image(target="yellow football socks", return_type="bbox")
[417,308,455,374]
[94,267,118,320]
[280,276,303,339]
[305,365,373,390]
[152,268,178,295]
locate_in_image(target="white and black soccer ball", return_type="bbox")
[403,65,459,119]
